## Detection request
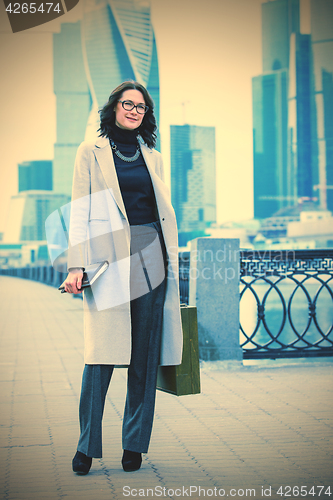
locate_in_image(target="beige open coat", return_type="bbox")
[67,135,183,366]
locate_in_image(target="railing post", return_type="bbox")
[189,237,243,362]
[46,266,53,286]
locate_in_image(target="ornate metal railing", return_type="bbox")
[240,249,333,359]
[0,265,68,290]
[178,249,333,359]
[2,257,193,303]
[2,249,333,359]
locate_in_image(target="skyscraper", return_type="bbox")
[310,0,333,211]
[253,70,289,217]
[262,0,299,72]
[252,0,331,219]
[288,32,318,204]
[3,191,69,243]
[53,21,91,197]
[82,0,160,145]
[3,160,66,247]
[18,160,53,192]
[52,0,160,197]
[253,0,301,219]
[170,125,216,247]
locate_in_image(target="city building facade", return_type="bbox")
[253,69,289,217]
[1,0,161,268]
[253,0,301,219]
[3,191,69,243]
[53,0,160,197]
[310,0,333,211]
[253,0,332,219]
[53,21,92,196]
[170,125,216,247]
[19,160,53,192]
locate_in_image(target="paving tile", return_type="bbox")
[0,276,332,500]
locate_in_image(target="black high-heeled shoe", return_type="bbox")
[72,451,92,475]
[122,449,142,472]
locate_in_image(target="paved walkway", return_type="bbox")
[0,276,332,500]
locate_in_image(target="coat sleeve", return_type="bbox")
[67,142,92,271]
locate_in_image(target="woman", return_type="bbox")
[63,81,183,475]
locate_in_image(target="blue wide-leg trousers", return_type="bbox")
[77,221,167,458]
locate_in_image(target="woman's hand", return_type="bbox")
[63,268,84,294]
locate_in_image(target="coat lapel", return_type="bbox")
[94,136,127,220]
[141,144,171,213]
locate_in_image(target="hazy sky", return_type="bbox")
[0,0,310,234]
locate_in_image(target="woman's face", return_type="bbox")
[114,89,146,130]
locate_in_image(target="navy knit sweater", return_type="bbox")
[110,126,158,225]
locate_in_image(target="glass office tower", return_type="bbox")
[253,0,300,219]
[262,0,299,72]
[3,192,69,243]
[53,21,91,197]
[53,0,160,197]
[81,0,160,147]
[253,70,289,217]
[252,0,318,219]
[310,0,333,211]
[170,125,216,247]
[18,161,53,192]
[253,0,333,218]
[288,33,318,204]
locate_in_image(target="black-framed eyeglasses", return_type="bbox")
[118,100,149,115]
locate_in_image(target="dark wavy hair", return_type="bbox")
[98,81,157,148]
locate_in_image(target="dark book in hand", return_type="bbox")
[58,261,109,293]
